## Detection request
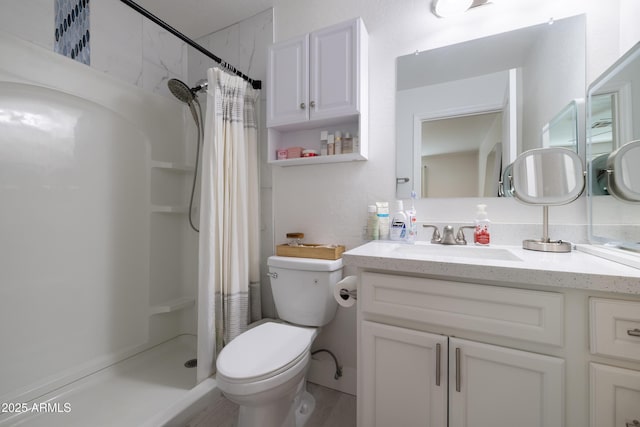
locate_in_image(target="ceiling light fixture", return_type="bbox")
[431,0,474,18]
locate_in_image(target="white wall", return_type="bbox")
[270,0,640,394]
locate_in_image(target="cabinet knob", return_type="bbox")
[310,100,316,108]
[300,102,306,110]
[628,328,640,337]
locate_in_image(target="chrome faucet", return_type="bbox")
[422,224,475,245]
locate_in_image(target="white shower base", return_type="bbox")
[1,335,219,427]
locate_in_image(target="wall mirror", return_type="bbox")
[396,14,586,199]
[588,41,640,251]
[512,147,584,252]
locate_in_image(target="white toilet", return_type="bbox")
[215,255,343,427]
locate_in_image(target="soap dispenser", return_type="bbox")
[474,204,491,245]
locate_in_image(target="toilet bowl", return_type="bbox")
[215,256,343,427]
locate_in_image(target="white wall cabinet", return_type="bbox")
[360,321,564,427]
[266,18,368,165]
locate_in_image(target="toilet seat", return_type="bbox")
[216,322,317,391]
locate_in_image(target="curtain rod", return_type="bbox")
[119,0,262,90]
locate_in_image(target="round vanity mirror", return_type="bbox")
[512,147,584,205]
[511,147,585,252]
[606,140,640,202]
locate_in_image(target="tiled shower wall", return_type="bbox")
[1,0,187,98]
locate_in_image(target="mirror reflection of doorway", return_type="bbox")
[420,111,503,198]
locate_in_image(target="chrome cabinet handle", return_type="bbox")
[628,328,640,337]
[435,343,441,386]
[626,420,639,427]
[455,347,461,392]
[310,100,316,108]
[300,102,306,109]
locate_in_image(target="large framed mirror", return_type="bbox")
[396,14,586,199]
[587,41,640,252]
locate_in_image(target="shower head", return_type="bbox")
[168,78,195,103]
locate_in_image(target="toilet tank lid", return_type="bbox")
[267,255,343,272]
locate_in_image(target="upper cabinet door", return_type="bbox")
[267,34,309,127]
[309,19,359,120]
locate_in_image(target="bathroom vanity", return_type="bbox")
[342,241,640,427]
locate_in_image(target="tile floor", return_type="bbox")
[187,382,356,427]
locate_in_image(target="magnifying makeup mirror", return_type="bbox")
[511,147,585,252]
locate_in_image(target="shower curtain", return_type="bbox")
[197,67,261,383]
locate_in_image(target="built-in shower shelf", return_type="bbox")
[151,205,188,213]
[150,297,195,315]
[151,161,195,172]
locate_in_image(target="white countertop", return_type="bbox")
[342,241,640,295]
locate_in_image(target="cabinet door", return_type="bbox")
[360,321,447,427]
[309,19,359,121]
[591,363,640,427]
[266,34,309,127]
[449,337,564,427]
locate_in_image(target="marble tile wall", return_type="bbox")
[1,0,188,98]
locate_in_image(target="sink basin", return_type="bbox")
[393,243,523,261]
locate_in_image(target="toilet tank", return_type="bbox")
[267,256,343,327]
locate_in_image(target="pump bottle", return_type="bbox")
[474,204,491,245]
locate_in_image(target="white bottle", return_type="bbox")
[376,202,390,240]
[405,190,418,243]
[367,205,379,240]
[390,200,408,241]
[474,204,491,246]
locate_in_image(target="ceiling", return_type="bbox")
[134,0,274,39]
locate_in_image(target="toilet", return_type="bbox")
[215,255,343,427]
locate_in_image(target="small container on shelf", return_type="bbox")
[287,146,304,158]
[302,149,319,157]
[277,149,288,160]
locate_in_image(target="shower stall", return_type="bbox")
[0,26,235,427]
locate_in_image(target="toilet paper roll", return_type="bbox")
[334,275,357,308]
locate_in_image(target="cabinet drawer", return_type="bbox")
[590,298,640,362]
[361,272,564,346]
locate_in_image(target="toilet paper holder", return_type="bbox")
[339,288,357,300]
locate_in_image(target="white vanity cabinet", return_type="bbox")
[358,272,565,427]
[266,18,368,165]
[589,298,640,427]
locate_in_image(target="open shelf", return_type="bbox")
[151,205,188,213]
[151,161,195,172]
[149,297,195,315]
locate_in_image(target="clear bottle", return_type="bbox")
[334,131,343,155]
[367,205,379,240]
[474,204,491,246]
[327,134,335,155]
[405,190,418,243]
[342,132,353,153]
[390,200,408,241]
[320,131,328,156]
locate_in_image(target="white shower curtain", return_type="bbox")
[197,67,261,382]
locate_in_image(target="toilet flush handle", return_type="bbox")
[267,272,278,279]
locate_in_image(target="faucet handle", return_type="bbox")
[422,224,442,243]
[456,226,476,245]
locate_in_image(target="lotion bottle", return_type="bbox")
[474,204,491,245]
[390,200,408,241]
